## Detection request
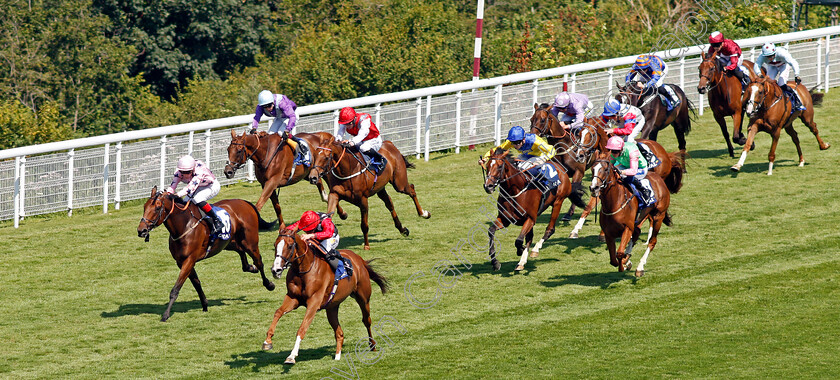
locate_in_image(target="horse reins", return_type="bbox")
[277,232,314,274]
[592,161,633,216]
[140,192,199,241]
[226,135,261,172]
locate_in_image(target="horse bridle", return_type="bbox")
[699,56,723,93]
[325,143,371,180]
[591,159,632,215]
[744,80,783,118]
[531,110,569,140]
[276,232,313,274]
[226,136,261,172]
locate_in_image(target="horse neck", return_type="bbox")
[162,199,200,237]
[600,169,630,206]
[498,159,528,194]
[332,145,363,176]
[245,135,269,166]
[291,240,319,276]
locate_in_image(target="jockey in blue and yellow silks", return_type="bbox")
[625,54,681,111]
[479,126,556,171]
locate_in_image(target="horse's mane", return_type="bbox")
[162,192,189,206]
[538,103,551,110]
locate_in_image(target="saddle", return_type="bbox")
[293,139,312,167]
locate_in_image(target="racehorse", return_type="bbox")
[137,186,276,321]
[308,140,431,250]
[224,130,347,229]
[731,75,830,174]
[261,230,389,364]
[697,51,759,157]
[616,81,695,152]
[483,148,587,271]
[529,104,599,222]
[589,160,672,277]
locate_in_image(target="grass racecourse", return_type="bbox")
[3,92,840,379]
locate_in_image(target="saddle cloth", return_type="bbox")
[210,206,231,241]
[637,142,661,169]
[293,139,312,167]
[526,163,563,192]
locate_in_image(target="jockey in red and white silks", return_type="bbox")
[602,99,646,143]
[337,106,386,174]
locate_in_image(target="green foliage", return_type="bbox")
[0,100,73,149]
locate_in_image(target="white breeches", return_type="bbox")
[764,64,792,87]
[191,181,221,203]
[358,137,383,153]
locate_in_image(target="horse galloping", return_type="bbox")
[308,140,431,250]
[262,230,389,364]
[483,148,588,272]
[224,130,347,229]
[731,76,830,174]
[616,81,695,151]
[137,186,276,321]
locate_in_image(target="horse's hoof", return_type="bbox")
[560,215,572,222]
[284,357,296,365]
[514,264,525,271]
[569,231,579,239]
[750,142,756,151]
[265,282,276,291]
[262,341,273,351]
[364,245,371,250]
[247,265,258,273]
[635,269,645,277]
[491,260,501,271]
[730,165,740,172]
[421,210,431,219]
[624,260,633,271]
[821,143,831,150]
[598,235,606,243]
[160,314,169,322]
[529,250,539,258]
[401,228,410,237]
[339,212,348,220]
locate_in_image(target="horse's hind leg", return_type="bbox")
[187,268,208,312]
[799,111,830,150]
[359,197,371,250]
[352,286,377,352]
[390,173,431,219]
[326,306,345,360]
[533,195,566,256]
[376,189,409,237]
[162,256,197,322]
[239,238,275,291]
[784,124,804,168]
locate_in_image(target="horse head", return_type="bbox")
[484,148,513,194]
[589,159,618,198]
[698,52,723,94]
[271,229,309,279]
[225,129,260,179]
[573,118,605,162]
[530,103,561,138]
[307,141,339,185]
[138,186,172,241]
[744,75,771,118]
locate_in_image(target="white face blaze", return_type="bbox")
[272,243,286,276]
[590,163,603,191]
[746,85,759,114]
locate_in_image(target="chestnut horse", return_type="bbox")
[483,148,587,271]
[616,81,695,151]
[731,76,830,174]
[262,230,389,364]
[224,130,347,229]
[529,104,598,222]
[137,186,276,321]
[590,160,672,277]
[697,51,759,157]
[308,140,431,250]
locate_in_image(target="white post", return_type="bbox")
[204,129,211,164]
[115,142,122,210]
[188,131,194,154]
[817,37,823,91]
[333,110,340,136]
[159,136,167,189]
[455,91,462,154]
[608,67,614,91]
[494,84,502,146]
[532,79,539,106]
[425,95,432,162]
[416,97,422,159]
[375,103,382,127]
[68,149,74,217]
[825,34,831,93]
[103,143,110,214]
[14,156,20,228]
[570,73,577,93]
[751,47,756,62]
[680,55,686,90]
[19,156,25,219]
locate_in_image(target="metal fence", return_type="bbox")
[2,26,840,227]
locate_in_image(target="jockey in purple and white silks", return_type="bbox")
[755,43,806,111]
[250,90,309,163]
[625,54,681,111]
[550,92,593,130]
[166,155,224,233]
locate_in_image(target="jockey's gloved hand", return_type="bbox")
[795,76,801,85]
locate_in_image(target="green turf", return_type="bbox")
[3,91,840,379]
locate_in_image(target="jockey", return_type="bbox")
[605,136,656,212]
[337,106,386,175]
[707,31,749,90]
[288,210,350,281]
[602,99,646,143]
[550,92,593,130]
[251,90,309,163]
[166,155,224,234]
[755,42,806,111]
[479,126,556,171]
[625,54,681,111]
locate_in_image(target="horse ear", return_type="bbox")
[151,186,158,198]
[701,51,706,59]
[534,103,539,110]
[231,129,237,138]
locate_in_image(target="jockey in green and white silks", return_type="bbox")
[605,136,655,208]
[755,42,806,111]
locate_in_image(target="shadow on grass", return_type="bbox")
[540,271,632,289]
[100,296,267,318]
[225,345,334,373]
[709,159,795,177]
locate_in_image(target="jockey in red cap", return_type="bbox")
[287,210,350,280]
[707,31,749,90]
[337,107,386,175]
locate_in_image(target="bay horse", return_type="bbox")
[137,186,276,321]
[307,140,431,250]
[697,51,759,157]
[616,81,695,151]
[731,76,830,174]
[529,103,598,222]
[483,148,587,271]
[261,230,389,364]
[224,130,347,229]
[590,159,672,277]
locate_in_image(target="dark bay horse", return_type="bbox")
[308,140,431,250]
[590,160,672,277]
[697,51,759,156]
[529,104,598,222]
[616,81,695,151]
[137,186,276,321]
[224,130,347,229]
[484,148,587,271]
[731,76,830,174]
[262,230,389,364]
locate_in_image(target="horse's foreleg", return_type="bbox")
[714,112,735,157]
[285,297,325,364]
[318,180,348,220]
[515,218,536,272]
[377,189,408,237]
[570,195,598,239]
[731,124,760,172]
[263,295,299,351]
[162,256,197,322]
[394,181,430,219]
[187,268,208,312]
[488,217,507,271]
[767,130,783,175]
[616,226,634,272]
[605,233,618,268]
[359,197,371,250]
[269,189,285,229]
[326,306,345,360]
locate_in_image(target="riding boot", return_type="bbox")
[732,68,749,92]
[781,84,806,111]
[659,85,680,111]
[326,250,349,281]
[203,206,225,235]
[365,150,386,175]
[289,135,310,166]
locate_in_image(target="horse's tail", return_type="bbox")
[402,155,416,170]
[684,97,698,127]
[809,85,825,107]
[568,181,588,208]
[244,200,278,231]
[364,259,390,294]
[663,211,673,227]
[664,151,687,194]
